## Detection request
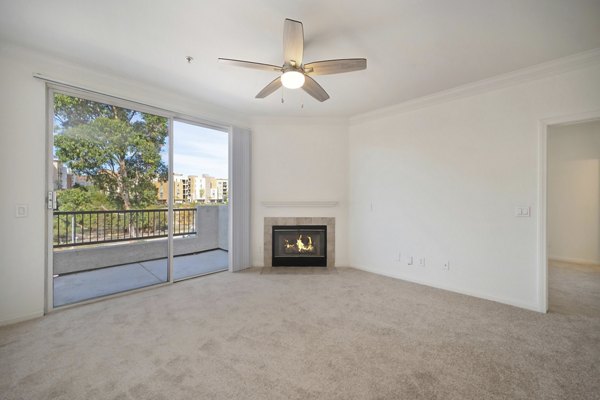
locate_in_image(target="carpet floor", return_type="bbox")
[0,263,599,399]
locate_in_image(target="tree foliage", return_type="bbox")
[54,94,168,209]
[57,186,115,212]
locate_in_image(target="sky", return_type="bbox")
[163,121,229,179]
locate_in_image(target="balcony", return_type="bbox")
[52,205,229,306]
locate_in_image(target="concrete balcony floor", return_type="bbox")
[53,249,228,307]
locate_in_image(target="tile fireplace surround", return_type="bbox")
[264,217,335,267]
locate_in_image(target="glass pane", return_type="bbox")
[51,93,169,306]
[172,121,229,280]
[273,227,326,258]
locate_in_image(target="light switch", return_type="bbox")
[16,204,28,218]
[515,206,530,217]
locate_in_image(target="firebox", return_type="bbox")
[272,225,327,267]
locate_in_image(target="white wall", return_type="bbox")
[250,118,349,267]
[348,62,600,311]
[548,120,600,264]
[0,43,247,325]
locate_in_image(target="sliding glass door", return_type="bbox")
[48,90,171,307]
[171,120,229,280]
[46,88,234,309]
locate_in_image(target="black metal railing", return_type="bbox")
[53,208,196,248]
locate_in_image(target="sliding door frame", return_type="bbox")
[44,82,233,313]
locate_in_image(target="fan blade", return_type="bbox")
[283,19,304,66]
[304,58,367,75]
[218,58,282,72]
[255,77,282,98]
[302,75,330,102]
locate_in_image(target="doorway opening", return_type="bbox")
[540,112,600,314]
[171,120,229,280]
[545,119,600,316]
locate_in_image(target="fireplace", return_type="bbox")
[264,217,334,268]
[272,225,327,267]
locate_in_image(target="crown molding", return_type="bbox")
[351,48,600,125]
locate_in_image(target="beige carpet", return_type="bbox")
[1,264,599,400]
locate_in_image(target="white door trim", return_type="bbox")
[537,109,600,313]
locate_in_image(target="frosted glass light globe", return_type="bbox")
[281,70,305,89]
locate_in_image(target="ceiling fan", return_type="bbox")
[218,18,367,102]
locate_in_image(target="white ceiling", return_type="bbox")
[1,0,599,118]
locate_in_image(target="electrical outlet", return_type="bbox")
[15,204,28,218]
[418,258,426,267]
[443,261,450,271]
[407,256,413,266]
[515,206,531,217]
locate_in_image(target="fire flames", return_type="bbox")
[284,234,314,253]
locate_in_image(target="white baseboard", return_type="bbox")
[548,256,600,266]
[0,311,44,327]
[350,265,542,313]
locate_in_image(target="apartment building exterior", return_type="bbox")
[155,173,228,204]
[216,178,228,202]
[53,159,91,190]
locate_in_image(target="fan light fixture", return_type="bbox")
[281,70,305,89]
[218,18,367,102]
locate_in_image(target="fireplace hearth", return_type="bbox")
[272,225,327,267]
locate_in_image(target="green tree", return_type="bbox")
[54,94,168,210]
[57,186,115,211]
[57,187,92,211]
